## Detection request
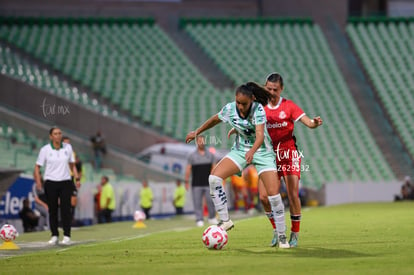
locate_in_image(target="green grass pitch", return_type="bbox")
[1,202,413,274]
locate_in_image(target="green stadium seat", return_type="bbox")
[347,20,414,159]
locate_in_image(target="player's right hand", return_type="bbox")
[185,131,196,143]
[36,181,42,191]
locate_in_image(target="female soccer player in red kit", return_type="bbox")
[263,72,322,247]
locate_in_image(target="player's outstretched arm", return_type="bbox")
[299,115,323,129]
[185,114,222,143]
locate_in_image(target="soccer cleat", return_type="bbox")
[270,232,278,247]
[289,232,299,248]
[277,234,290,249]
[48,236,58,245]
[218,219,234,231]
[196,220,204,227]
[61,236,71,245]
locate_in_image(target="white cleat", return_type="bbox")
[277,234,290,249]
[218,219,234,231]
[208,218,218,225]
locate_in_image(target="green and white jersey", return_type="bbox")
[218,101,274,153]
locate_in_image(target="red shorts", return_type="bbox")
[275,147,301,179]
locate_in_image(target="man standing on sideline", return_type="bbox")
[140,180,153,220]
[173,179,186,215]
[98,176,116,223]
[62,136,80,226]
[185,135,217,227]
[90,131,106,170]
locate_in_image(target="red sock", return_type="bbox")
[265,212,276,230]
[291,214,301,233]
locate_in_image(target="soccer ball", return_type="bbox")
[134,210,146,221]
[0,224,19,242]
[202,225,228,250]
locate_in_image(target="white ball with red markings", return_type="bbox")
[134,210,146,221]
[0,224,19,242]
[202,225,228,250]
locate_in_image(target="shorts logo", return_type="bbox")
[279,111,287,119]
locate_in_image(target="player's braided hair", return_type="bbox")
[236,82,271,106]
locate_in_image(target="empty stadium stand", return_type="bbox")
[347,17,414,160]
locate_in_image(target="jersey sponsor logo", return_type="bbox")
[266,121,288,129]
[279,111,287,119]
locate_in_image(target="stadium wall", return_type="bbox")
[0,0,348,26]
[1,175,233,233]
[261,0,348,26]
[322,181,402,206]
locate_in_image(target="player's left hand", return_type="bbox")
[313,116,323,126]
[227,128,237,139]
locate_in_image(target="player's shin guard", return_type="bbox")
[209,175,229,221]
[268,194,286,235]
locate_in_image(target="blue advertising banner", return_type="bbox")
[0,176,35,219]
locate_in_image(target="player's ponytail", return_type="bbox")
[245,82,271,106]
[236,82,271,106]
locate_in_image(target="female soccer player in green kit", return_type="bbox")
[186,82,290,248]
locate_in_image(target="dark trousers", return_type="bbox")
[175,207,184,215]
[142,207,151,220]
[45,180,73,237]
[98,209,113,223]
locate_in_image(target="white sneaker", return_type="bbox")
[196,220,204,227]
[61,236,71,245]
[218,219,234,231]
[48,236,58,245]
[208,218,218,225]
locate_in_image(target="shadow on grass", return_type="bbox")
[234,246,373,259]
